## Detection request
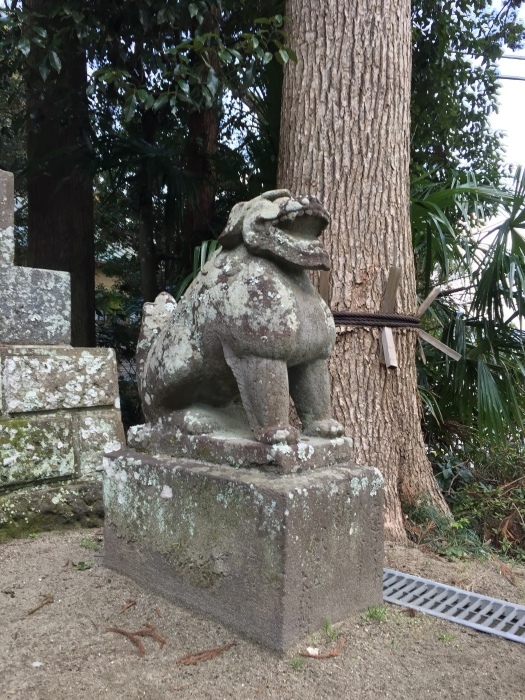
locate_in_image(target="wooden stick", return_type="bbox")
[318,270,330,305]
[381,267,402,313]
[381,328,398,369]
[417,287,441,318]
[380,266,402,368]
[418,329,461,361]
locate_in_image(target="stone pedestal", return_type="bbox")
[104,448,384,651]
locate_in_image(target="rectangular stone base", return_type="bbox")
[103,449,384,651]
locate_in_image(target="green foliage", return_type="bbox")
[438,632,456,643]
[449,479,525,561]
[363,606,388,623]
[288,656,305,672]
[404,500,491,559]
[78,536,101,552]
[0,1,291,303]
[411,0,525,184]
[174,238,219,298]
[322,618,340,641]
[71,560,94,570]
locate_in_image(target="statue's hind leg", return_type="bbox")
[288,359,344,438]
[223,346,299,444]
[140,321,204,422]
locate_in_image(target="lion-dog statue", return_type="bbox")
[136,189,344,445]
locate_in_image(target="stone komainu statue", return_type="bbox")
[135,189,344,445]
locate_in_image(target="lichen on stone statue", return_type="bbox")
[135,189,345,449]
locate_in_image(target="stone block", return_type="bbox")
[104,449,384,651]
[1,347,120,414]
[0,266,71,345]
[128,421,353,473]
[75,410,125,477]
[0,416,75,488]
[0,169,14,265]
[0,480,103,541]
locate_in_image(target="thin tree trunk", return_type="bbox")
[25,0,95,347]
[181,7,220,264]
[137,111,159,302]
[278,0,448,539]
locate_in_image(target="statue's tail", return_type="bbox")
[135,292,177,395]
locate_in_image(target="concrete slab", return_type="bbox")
[103,449,384,651]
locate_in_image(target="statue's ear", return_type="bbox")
[218,201,246,248]
[261,189,291,201]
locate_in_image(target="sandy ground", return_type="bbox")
[1,530,524,700]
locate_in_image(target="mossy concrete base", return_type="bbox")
[0,480,103,542]
[103,449,384,651]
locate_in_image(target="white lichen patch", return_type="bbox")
[77,410,124,476]
[369,469,384,497]
[297,443,314,461]
[160,484,173,499]
[3,348,119,413]
[350,476,371,497]
[270,443,293,458]
[0,225,15,264]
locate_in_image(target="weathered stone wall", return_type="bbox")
[0,171,70,345]
[0,169,124,539]
[0,347,124,488]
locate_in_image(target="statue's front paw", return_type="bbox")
[303,419,344,439]
[254,424,300,445]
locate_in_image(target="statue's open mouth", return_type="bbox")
[275,205,329,240]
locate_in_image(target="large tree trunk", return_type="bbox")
[278,0,448,539]
[25,0,95,347]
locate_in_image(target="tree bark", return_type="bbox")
[278,0,448,539]
[25,0,95,347]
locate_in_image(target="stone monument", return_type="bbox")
[0,169,124,538]
[104,190,384,651]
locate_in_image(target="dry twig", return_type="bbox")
[119,598,137,614]
[300,637,345,659]
[106,626,146,656]
[26,594,54,616]
[175,640,237,666]
[133,622,166,647]
[106,622,166,656]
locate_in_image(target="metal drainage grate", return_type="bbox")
[383,568,525,644]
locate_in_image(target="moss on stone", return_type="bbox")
[0,417,74,487]
[0,481,103,543]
